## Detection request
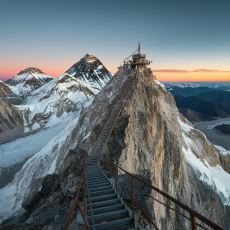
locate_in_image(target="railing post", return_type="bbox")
[131,176,135,225]
[190,213,197,230]
[84,175,88,230]
[115,164,118,193]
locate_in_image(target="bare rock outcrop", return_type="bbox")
[0,100,24,143]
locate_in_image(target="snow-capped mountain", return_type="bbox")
[0,80,22,104]
[22,74,95,130]
[65,54,112,94]
[5,67,53,99]
[0,55,113,223]
[18,55,112,130]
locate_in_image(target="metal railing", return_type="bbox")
[102,161,224,230]
[63,154,89,230]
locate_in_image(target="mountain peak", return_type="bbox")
[5,67,53,99]
[17,67,46,75]
[83,53,98,63]
[65,54,112,94]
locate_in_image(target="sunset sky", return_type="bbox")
[0,0,230,82]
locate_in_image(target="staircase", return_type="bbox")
[85,75,134,229]
[86,163,132,230]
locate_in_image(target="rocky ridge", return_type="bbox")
[0,100,24,144]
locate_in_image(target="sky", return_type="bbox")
[0,0,230,82]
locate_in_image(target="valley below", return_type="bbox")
[194,117,230,150]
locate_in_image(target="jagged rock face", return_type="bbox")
[5,67,53,99]
[105,69,229,228]
[0,81,22,104]
[0,100,24,143]
[65,54,112,93]
[216,146,230,173]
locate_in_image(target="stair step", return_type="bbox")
[88,182,111,189]
[86,166,101,169]
[88,209,129,224]
[87,176,105,181]
[86,169,100,172]
[87,189,114,198]
[87,203,124,215]
[89,185,113,193]
[87,160,101,163]
[87,173,104,178]
[88,157,101,160]
[87,160,99,165]
[89,217,132,230]
[87,194,117,203]
[87,173,105,177]
[87,173,107,180]
[88,179,108,185]
[87,198,121,209]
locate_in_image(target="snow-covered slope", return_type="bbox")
[65,54,112,94]
[20,54,112,130]
[5,67,53,99]
[22,74,95,131]
[0,114,80,221]
[178,116,230,205]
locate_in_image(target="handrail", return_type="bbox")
[85,165,96,230]
[112,164,224,230]
[63,154,89,230]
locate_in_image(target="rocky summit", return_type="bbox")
[65,54,112,94]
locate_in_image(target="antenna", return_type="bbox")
[138,42,140,54]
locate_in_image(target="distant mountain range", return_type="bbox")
[0,54,112,135]
[165,82,230,121]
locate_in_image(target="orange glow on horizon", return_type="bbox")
[154,70,230,82]
[109,66,230,82]
[1,64,230,82]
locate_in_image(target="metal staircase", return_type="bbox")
[86,164,132,230]
[86,75,134,229]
